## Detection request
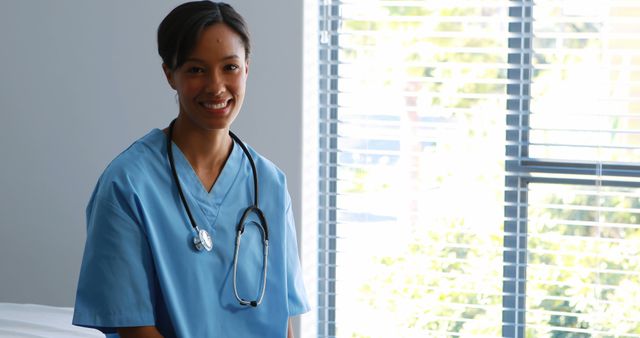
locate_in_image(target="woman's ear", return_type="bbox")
[244,59,250,77]
[162,63,176,90]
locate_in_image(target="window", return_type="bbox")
[313,1,640,337]
[506,1,640,336]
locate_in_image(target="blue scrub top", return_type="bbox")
[72,129,309,337]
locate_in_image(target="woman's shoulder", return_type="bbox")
[242,142,287,186]
[85,129,168,222]
[96,129,167,192]
[238,141,293,210]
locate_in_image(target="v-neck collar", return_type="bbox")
[158,129,244,224]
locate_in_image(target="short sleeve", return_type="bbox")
[72,193,157,333]
[284,201,311,316]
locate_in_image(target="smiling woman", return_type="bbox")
[163,23,249,141]
[70,2,309,338]
[159,2,250,138]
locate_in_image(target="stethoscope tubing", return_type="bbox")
[167,121,201,234]
[233,226,269,307]
[166,119,269,307]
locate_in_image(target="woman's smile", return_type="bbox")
[201,98,233,114]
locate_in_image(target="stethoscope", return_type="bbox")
[166,119,269,307]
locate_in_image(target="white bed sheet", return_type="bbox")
[0,303,102,338]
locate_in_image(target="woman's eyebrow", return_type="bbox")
[183,57,206,64]
[184,55,240,64]
[221,54,241,60]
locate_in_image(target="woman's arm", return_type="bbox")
[118,326,165,338]
[287,318,295,338]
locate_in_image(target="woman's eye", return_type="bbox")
[224,64,239,71]
[187,67,204,74]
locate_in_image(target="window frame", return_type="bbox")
[505,1,640,337]
[317,1,340,336]
[316,1,640,337]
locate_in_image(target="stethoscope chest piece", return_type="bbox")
[193,228,213,252]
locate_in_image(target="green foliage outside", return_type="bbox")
[333,3,640,337]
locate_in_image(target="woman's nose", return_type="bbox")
[206,71,225,95]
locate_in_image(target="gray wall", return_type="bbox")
[0,0,303,308]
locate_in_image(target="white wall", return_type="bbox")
[0,0,303,308]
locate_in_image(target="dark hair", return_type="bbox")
[157,1,251,71]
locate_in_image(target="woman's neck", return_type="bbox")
[167,116,233,191]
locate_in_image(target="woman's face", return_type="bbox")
[164,23,249,132]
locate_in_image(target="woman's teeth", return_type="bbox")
[203,101,228,109]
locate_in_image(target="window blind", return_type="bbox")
[318,1,509,337]
[316,0,640,337]
[506,0,640,337]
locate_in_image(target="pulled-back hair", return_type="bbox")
[157,1,250,70]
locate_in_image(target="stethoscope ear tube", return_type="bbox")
[237,206,269,241]
[233,206,269,306]
[233,223,269,307]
